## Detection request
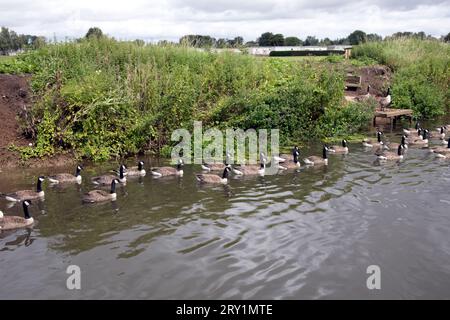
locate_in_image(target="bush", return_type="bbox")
[8,38,373,160]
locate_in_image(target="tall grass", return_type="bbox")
[353,38,450,118]
[4,38,373,161]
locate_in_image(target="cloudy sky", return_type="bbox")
[1,0,449,42]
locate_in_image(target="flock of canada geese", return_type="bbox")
[1,122,449,231]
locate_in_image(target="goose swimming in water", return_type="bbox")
[196,166,231,184]
[232,153,267,176]
[201,153,231,171]
[151,159,184,177]
[125,161,146,176]
[377,144,405,161]
[48,165,83,184]
[83,179,119,203]
[0,200,34,231]
[330,139,349,154]
[403,122,420,136]
[303,146,330,166]
[1,176,45,202]
[92,165,126,185]
[362,131,387,149]
[278,146,301,169]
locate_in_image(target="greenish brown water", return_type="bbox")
[1,119,450,299]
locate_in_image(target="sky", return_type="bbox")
[1,0,449,42]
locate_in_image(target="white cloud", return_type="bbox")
[0,0,448,42]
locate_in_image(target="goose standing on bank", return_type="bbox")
[356,85,371,101]
[196,166,231,184]
[330,139,349,154]
[304,146,330,166]
[1,176,45,202]
[48,165,83,184]
[151,159,184,177]
[0,200,34,231]
[379,87,391,110]
[92,165,126,185]
[377,144,405,161]
[83,179,119,203]
[125,161,146,177]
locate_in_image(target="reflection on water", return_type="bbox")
[1,121,450,299]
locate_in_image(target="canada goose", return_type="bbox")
[362,131,387,149]
[0,200,34,231]
[201,153,231,171]
[403,122,420,135]
[379,87,391,110]
[279,147,301,169]
[92,165,126,185]
[1,176,45,202]
[151,159,184,177]
[387,135,408,150]
[126,161,146,176]
[430,139,450,154]
[196,166,231,184]
[232,153,267,175]
[232,163,266,176]
[330,139,349,154]
[48,165,83,184]
[83,179,119,203]
[433,127,446,140]
[435,152,450,159]
[408,129,429,145]
[303,146,329,166]
[377,144,404,161]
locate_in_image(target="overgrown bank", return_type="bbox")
[1,38,376,161]
[352,38,450,118]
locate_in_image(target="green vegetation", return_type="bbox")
[352,38,450,118]
[0,38,375,161]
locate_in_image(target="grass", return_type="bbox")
[0,39,378,161]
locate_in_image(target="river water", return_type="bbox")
[1,120,450,299]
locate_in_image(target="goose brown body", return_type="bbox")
[83,179,119,203]
[2,176,45,202]
[196,167,231,184]
[0,201,34,231]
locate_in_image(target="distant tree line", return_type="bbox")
[0,26,46,55]
[178,30,450,48]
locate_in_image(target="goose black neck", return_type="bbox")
[323,147,328,159]
[342,140,347,147]
[423,130,428,140]
[23,203,31,219]
[75,167,81,177]
[138,162,143,171]
[36,178,43,192]
[441,127,444,134]
[260,163,265,169]
[377,132,382,143]
[110,181,117,194]
[119,166,124,179]
[222,168,229,179]
[177,163,182,170]
[401,136,406,144]
[415,122,420,129]
[397,145,403,156]
[293,153,299,164]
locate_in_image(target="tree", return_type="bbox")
[258,32,274,46]
[320,37,333,46]
[0,27,12,54]
[347,30,367,45]
[444,32,450,43]
[366,33,382,42]
[304,36,319,46]
[85,27,104,39]
[284,36,302,46]
[271,34,285,46]
[179,35,216,47]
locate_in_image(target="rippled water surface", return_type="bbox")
[1,124,450,299]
